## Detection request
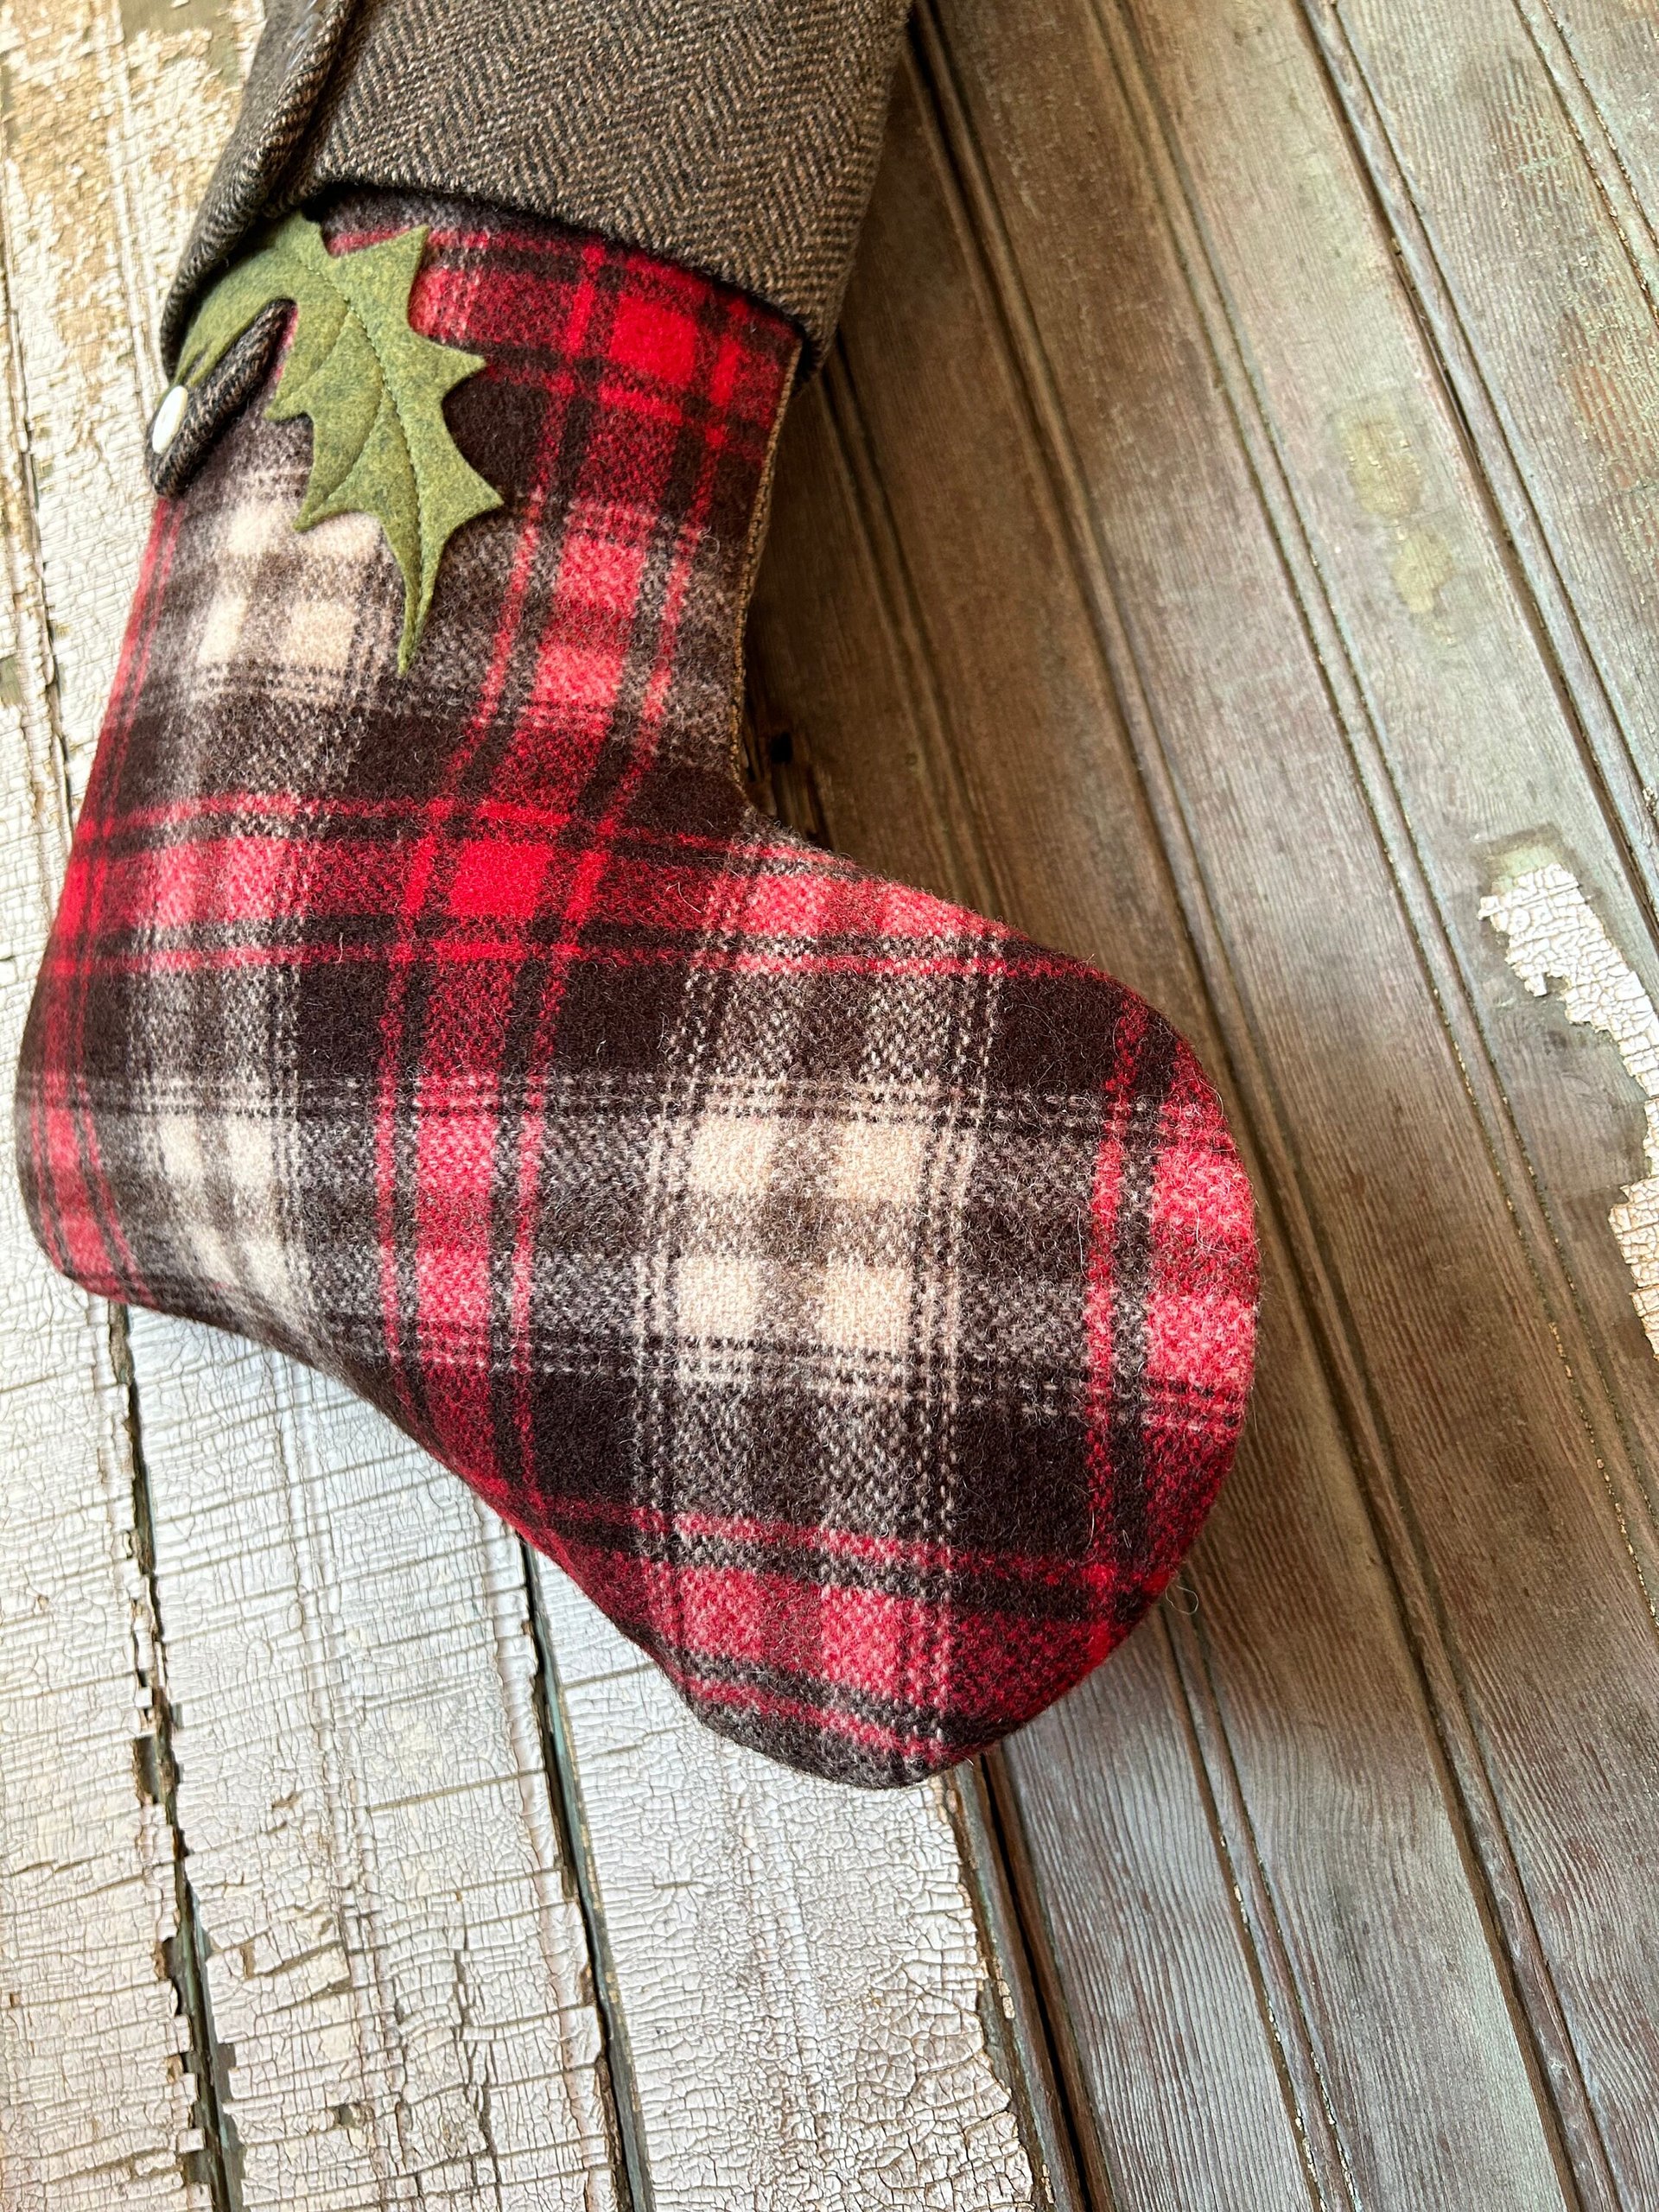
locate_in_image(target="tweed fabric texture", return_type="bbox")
[150,302,289,499]
[159,0,912,379]
[22,198,1259,1786]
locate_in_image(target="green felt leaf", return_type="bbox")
[175,213,501,671]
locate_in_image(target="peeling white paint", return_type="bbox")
[0,185,200,2212]
[1481,858,1659,1356]
[537,1566,1038,2212]
[128,1319,620,2211]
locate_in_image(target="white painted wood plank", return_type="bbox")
[0,242,198,2212]
[129,1319,619,2210]
[0,0,194,780]
[0,8,252,2196]
[3,3,619,2201]
[535,1562,1038,2212]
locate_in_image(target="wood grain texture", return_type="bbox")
[898,1,1659,2195]
[928,0,1659,2190]
[988,1641,1319,2212]
[0,227,200,2212]
[0,0,246,787]
[126,1317,619,2210]
[535,1563,1040,2212]
[747,0,1659,2198]
[1302,0,1659,883]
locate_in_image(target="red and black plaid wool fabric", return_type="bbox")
[16,194,1258,1785]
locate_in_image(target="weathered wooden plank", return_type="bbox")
[753,39,1602,2207]
[1,4,622,2202]
[1214,0,1659,1513]
[128,1317,619,2209]
[0,0,238,786]
[0,209,199,2212]
[988,1641,1319,2212]
[752,391,1332,2212]
[1527,0,1659,275]
[910,0,1659,2195]
[1299,0,1659,886]
[534,1561,1043,2212]
[1075,0,1659,1510]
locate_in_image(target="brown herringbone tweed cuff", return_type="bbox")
[159,0,912,377]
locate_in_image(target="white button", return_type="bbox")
[149,384,188,455]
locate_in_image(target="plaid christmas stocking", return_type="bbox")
[16,195,1258,1786]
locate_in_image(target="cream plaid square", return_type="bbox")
[197,590,249,667]
[831,1114,928,1208]
[688,1113,779,1197]
[676,1252,768,1344]
[224,497,289,559]
[815,1261,913,1357]
[283,592,359,676]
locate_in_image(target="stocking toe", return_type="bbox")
[479,827,1259,1787]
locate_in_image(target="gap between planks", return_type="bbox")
[899,18,1618,2202]
[779,4,1659,2194]
[1298,0,1659,917]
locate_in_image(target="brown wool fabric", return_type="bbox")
[160,0,912,378]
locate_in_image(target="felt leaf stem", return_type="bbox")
[175,213,501,671]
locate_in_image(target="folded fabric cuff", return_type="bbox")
[159,0,912,378]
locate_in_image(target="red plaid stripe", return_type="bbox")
[16,195,1258,1785]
